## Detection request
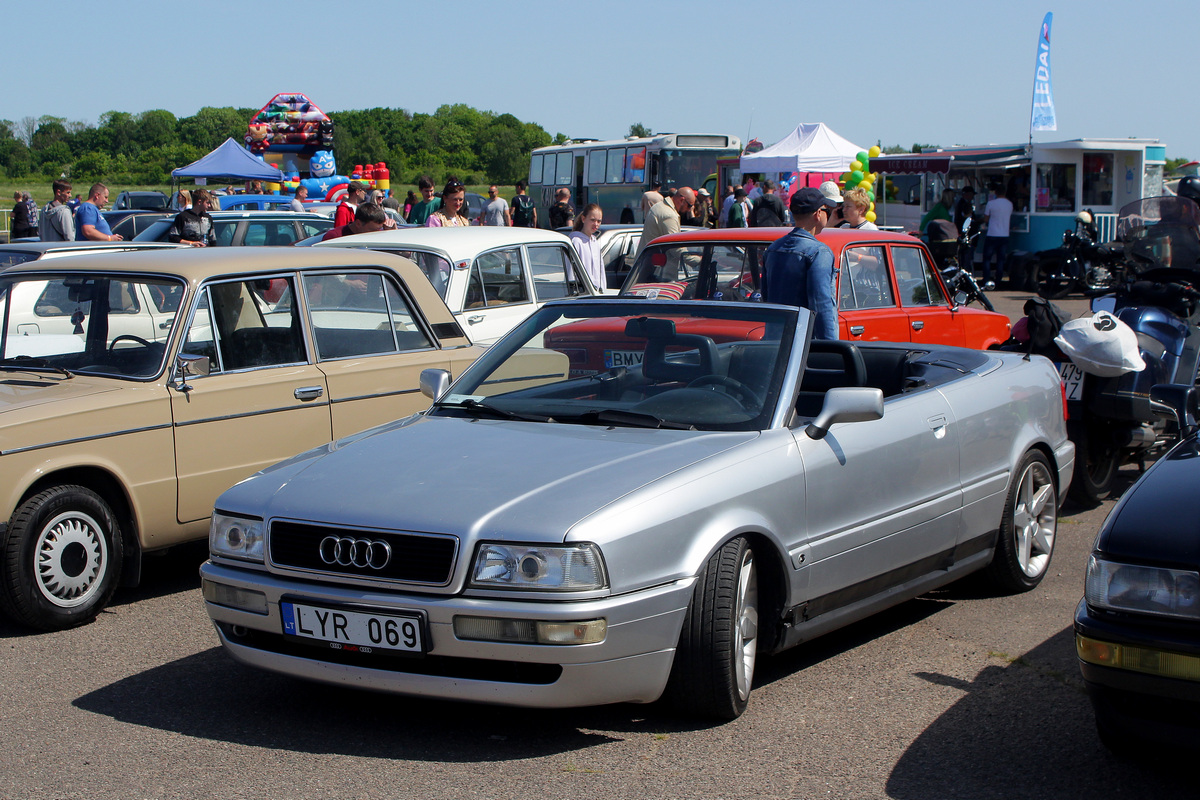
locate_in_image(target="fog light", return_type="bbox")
[1077,634,1200,682]
[202,579,268,615]
[454,616,606,645]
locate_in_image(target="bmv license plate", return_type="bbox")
[1059,362,1085,401]
[281,601,423,655]
[605,349,644,368]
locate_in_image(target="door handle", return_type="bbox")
[294,386,324,401]
[911,320,925,331]
[467,315,484,324]
[159,318,174,330]
[849,325,865,336]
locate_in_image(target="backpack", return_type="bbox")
[750,196,782,227]
[512,195,534,227]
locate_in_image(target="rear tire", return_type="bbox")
[0,485,123,631]
[665,537,759,720]
[1067,423,1119,505]
[984,451,1057,593]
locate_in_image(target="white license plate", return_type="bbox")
[281,601,423,654]
[1059,362,1085,401]
[605,349,644,368]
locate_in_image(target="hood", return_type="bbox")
[1099,438,1200,567]
[237,415,756,541]
[0,372,164,452]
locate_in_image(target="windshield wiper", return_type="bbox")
[0,356,73,378]
[569,409,696,430]
[437,398,553,423]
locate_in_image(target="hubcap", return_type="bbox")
[1012,462,1056,578]
[35,511,107,608]
[734,549,759,701]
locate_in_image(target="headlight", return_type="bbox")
[210,512,265,563]
[1085,555,1200,620]
[469,543,607,591]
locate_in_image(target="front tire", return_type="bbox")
[665,537,759,720]
[0,485,123,631]
[984,451,1057,593]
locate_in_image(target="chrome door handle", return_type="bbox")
[911,320,925,331]
[467,315,485,324]
[849,325,865,335]
[294,386,324,401]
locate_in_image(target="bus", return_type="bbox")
[528,133,742,225]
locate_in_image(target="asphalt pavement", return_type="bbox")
[2,287,1191,800]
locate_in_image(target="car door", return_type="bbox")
[456,246,535,344]
[170,276,332,523]
[791,384,962,615]
[302,269,458,439]
[837,245,910,343]
[890,245,965,345]
[528,243,596,300]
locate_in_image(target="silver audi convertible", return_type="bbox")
[201,298,1074,720]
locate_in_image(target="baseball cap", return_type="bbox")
[818,181,844,203]
[791,186,839,216]
[697,188,711,197]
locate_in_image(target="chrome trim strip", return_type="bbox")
[0,423,173,456]
[173,401,330,428]
[330,388,420,404]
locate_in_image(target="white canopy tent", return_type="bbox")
[739,122,864,174]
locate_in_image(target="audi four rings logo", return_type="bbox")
[319,536,392,569]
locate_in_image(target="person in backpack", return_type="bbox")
[750,180,785,227]
[510,179,537,228]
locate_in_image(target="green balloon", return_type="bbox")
[850,171,864,184]
[859,157,869,173]
[856,151,869,166]
[867,190,875,203]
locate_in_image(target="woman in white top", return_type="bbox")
[841,188,878,230]
[568,203,606,291]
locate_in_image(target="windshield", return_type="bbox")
[0,273,187,379]
[1117,196,1200,273]
[622,241,776,301]
[434,300,795,431]
[660,148,735,189]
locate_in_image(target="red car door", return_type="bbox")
[889,244,964,345]
[837,244,910,343]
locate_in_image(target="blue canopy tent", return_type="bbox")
[172,137,283,184]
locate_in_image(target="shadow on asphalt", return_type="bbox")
[886,627,1192,798]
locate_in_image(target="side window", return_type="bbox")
[541,156,555,186]
[840,246,894,310]
[528,244,582,300]
[214,220,236,246]
[606,148,626,184]
[181,289,219,370]
[467,248,528,307]
[244,221,298,247]
[301,220,329,238]
[587,150,607,185]
[200,278,305,371]
[384,249,451,299]
[892,247,948,307]
[555,152,573,185]
[529,154,543,185]
[304,272,433,359]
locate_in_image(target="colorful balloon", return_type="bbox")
[857,151,869,165]
[869,145,881,158]
[850,160,862,172]
[850,171,864,184]
[858,179,871,190]
[865,211,877,223]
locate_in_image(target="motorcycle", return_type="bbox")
[1036,210,1124,299]
[1044,196,1200,503]
[931,217,996,311]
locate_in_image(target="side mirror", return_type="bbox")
[1150,384,1198,438]
[804,386,885,439]
[174,352,210,392]
[420,368,451,401]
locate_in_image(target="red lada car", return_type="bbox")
[548,228,1010,374]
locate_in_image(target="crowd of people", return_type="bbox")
[6,180,128,243]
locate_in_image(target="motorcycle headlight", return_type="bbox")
[469,543,607,591]
[210,512,265,563]
[1085,555,1200,620]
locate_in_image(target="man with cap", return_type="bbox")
[684,187,711,227]
[762,187,839,339]
[334,181,369,227]
[818,180,844,227]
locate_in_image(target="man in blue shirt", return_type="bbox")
[762,187,839,339]
[75,183,122,241]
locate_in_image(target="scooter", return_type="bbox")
[1052,196,1200,503]
[1037,210,1124,299]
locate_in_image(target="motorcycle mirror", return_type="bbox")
[1090,295,1117,314]
[961,218,972,235]
[953,290,968,308]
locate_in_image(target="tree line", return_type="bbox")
[0,104,566,187]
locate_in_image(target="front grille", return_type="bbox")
[268,520,457,585]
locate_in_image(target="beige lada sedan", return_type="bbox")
[0,248,481,630]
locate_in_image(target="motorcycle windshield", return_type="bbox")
[1115,196,1200,274]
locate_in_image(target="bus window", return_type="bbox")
[555,153,573,185]
[587,150,607,185]
[625,147,647,183]
[529,155,543,185]
[607,148,626,184]
[542,156,555,186]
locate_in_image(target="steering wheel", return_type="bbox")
[108,334,153,352]
[687,374,761,407]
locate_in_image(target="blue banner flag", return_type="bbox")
[1030,12,1057,132]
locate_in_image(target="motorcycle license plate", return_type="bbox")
[281,601,424,655]
[1059,363,1085,401]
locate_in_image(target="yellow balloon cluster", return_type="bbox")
[839,144,884,223]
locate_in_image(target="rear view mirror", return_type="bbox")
[805,387,884,439]
[420,368,451,401]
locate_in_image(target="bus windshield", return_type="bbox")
[661,149,731,189]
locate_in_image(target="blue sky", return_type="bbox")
[7,0,1197,161]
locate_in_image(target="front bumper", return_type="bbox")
[200,560,693,708]
[1053,438,1075,510]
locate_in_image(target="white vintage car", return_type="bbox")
[313,227,603,343]
[201,297,1074,719]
